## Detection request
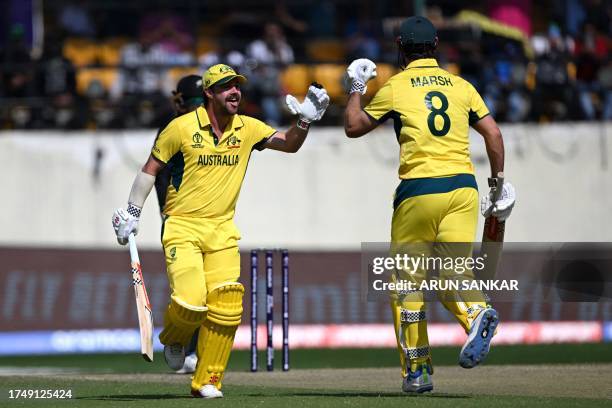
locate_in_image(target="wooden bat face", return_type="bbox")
[131,261,154,362]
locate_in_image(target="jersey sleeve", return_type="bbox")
[152,119,182,163]
[468,84,490,125]
[246,116,277,151]
[364,81,393,121]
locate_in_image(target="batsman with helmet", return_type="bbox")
[343,16,516,393]
[113,64,329,398]
[154,74,207,374]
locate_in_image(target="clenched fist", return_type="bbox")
[345,58,377,94]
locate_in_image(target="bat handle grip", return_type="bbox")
[489,172,505,203]
[128,233,140,264]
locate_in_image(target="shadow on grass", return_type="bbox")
[77,389,472,401]
[78,394,191,401]
[243,391,470,399]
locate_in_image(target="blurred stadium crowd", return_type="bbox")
[0,0,610,130]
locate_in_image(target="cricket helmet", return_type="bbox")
[397,16,438,49]
[173,75,204,109]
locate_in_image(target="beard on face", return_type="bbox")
[220,91,240,115]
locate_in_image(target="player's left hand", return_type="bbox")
[481,182,515,221]
[285,83,330,123]
[112,208,139,245]
[345,58,377,94]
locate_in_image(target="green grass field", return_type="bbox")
[1,344,611,407]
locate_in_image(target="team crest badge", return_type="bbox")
[218,65,233,74]
[226,135,241,149]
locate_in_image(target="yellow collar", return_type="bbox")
[195,106,244,132]
[405,58,439,69]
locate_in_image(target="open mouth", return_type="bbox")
[227,97,240,109]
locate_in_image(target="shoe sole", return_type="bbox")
[403,385,433,394]
[459,309,499,369]
[191,389,223,399]
[163,348,185,371]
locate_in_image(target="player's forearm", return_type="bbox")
[344,93,365,138]
[281,125,309,153]
[473,116,504,176]
[484,131,504,177]
[127,171,156,215]
[344,93,376,138]
[127,155,165,214]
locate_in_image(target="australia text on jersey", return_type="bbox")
[197,154,240,166]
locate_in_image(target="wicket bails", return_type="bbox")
[250,249,289,372]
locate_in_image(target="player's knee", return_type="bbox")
[205,282,244,327]
[167,266,207,307]
[169,285,206,310]
[169,295,208,325]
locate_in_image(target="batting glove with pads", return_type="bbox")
[285,83,330,123]
[112,207,140,245]
[481,182,516,221]
[345,58,377,94]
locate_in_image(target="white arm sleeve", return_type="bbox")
[128,170,156,209]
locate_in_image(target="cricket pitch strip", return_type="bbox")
[20,363,612,400]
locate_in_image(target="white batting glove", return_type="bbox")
[481,182,516,221]
[112,207,140,245]
[345,58,377,94]
[285,83,330,124]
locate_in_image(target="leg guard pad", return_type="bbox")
[159,296,207,346]
[192,282,244,391]
[391,294,431,377]
[206,282,244,326]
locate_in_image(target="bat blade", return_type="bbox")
[128,234,154,362]
[480,173,505,283]
[483,216,505,243]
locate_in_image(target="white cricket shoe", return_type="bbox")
[191,384,223,399]
[176,353,197,374]
[459,308,499,368]
[163,343,185,371]
[402,363,433,393]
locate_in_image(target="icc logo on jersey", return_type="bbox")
[192,132,204,148]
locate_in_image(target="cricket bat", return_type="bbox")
[482,172,505,243]
[128,233,154,362]
[480,172,505,283]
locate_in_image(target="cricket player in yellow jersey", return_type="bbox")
[112,64,329,399]
[343,16,516,393]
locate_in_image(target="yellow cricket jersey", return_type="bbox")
[152,106,276,219]
[365,58,489,180]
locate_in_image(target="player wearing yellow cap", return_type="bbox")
[113,64,329,398]
[343,16,516,393]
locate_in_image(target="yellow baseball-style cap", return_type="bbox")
[203,64,247,89]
